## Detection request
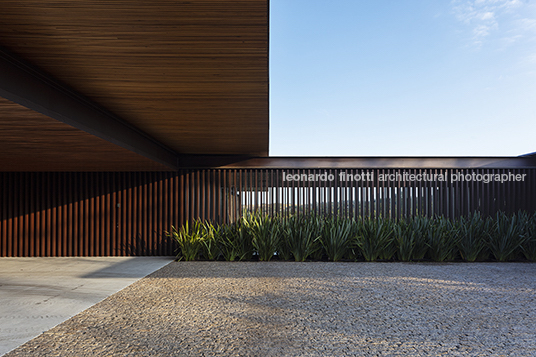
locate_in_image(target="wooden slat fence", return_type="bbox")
[1,168,535,256]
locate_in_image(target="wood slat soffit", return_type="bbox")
[0,0,269,170]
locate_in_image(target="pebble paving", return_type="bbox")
[5,261,536,356]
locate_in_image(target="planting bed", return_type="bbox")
[6,261,536,356]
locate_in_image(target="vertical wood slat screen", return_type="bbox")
[1,172,178,257]
[1,168,535,257]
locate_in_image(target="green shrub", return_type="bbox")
[248,213,280,261]
[217,223,241,261]
[356,217,395,262]
[457,212,491,262]
[282,215,322,262]
[232,215,255,261]
[520,211,536,261]
[235,218,256,261]
[215,219,255,262]
[166,219,205,261]
[201,221,221,260]
[395,216,429,261]
[277,217,293,261]
[167,210,535,263]
[320,216,353,261]
[488,211,526,262]
[394,218,412,262]
[426,216,459,262]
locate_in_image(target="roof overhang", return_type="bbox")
[0,0,269,171]
[177,155,536,169]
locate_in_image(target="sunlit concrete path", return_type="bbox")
[4,261,536,356]
[0,257,172,356]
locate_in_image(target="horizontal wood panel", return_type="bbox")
[0,0,269,157]
[0,97,171,171]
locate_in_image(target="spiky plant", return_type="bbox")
[236,216,256,261]
[426,216,459,262]
[166,219,205,261]
[356,217,395,262]
[412,216,430,260]
[320,216,353,261]
[395,216,429,261]
[394,218,413,262]
[377,219,397,261]
[217,223,241,261]
[201,221,221,260]
[282,214,322,262]
[457,212,491,262]
[488,211,526,262]
[248,213,280,261]
[520,211,536,261]
[277,216,293,261]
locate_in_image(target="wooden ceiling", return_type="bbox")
[0,0,268,170]
[0,97,171,171]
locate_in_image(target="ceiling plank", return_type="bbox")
[0,97,173,171]
[0,46,180,169]
[0,1,269,157]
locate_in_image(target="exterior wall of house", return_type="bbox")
[1,167,535,257]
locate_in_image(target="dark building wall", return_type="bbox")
[1,172,179,256]
[1,168,536,257]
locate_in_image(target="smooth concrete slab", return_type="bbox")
[0,257,172,356]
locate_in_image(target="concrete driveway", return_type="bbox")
[0,257,172,356]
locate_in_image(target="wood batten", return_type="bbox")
[0,97,172,171]
[2,168,535,256]
[0,47,180,170]
[0,0,269,159]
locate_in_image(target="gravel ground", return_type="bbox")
[5,261,536,356]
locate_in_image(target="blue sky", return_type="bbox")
[269,0,536,156]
